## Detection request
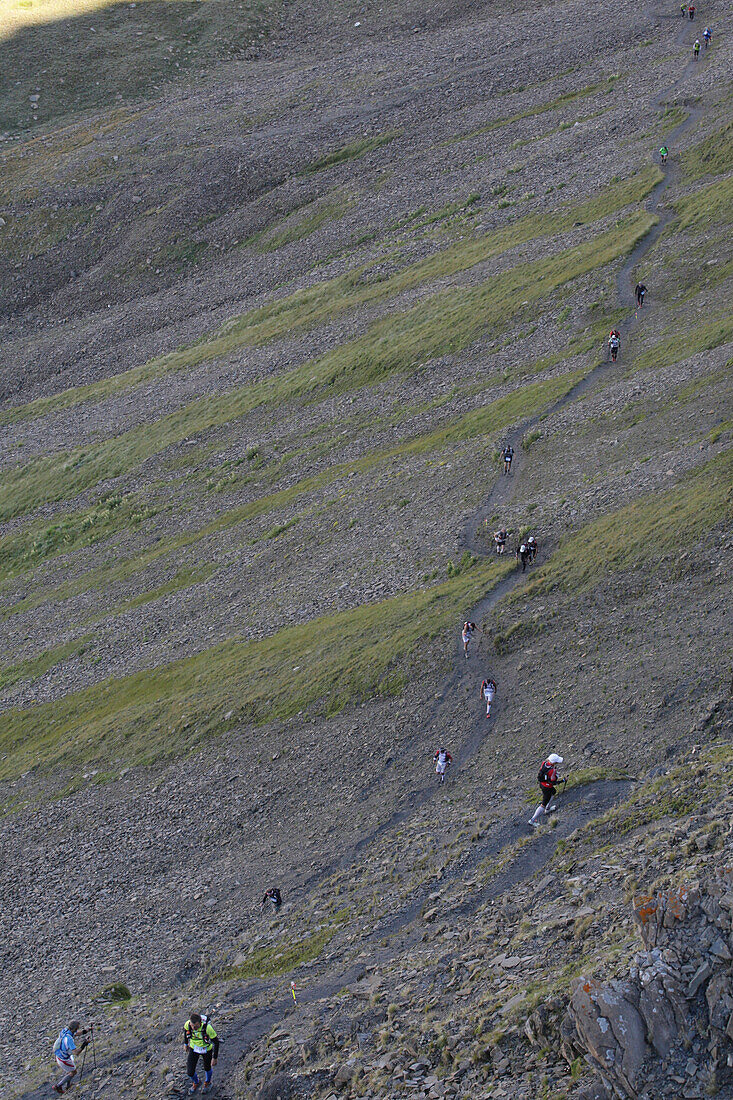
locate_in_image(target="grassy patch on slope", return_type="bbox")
[248,195,352,253]
[682,120,733,180]
[1,371,578,616]
[0,212,655,522]
[0,492,158,581]
[0,167,660,429]
[102,565,217,619]
[0,634,92,692]
[519,448,732,596]
[631,318,733,375]
[443,80,614,146]
[218,908,351,982]
[572,743,733,844]
[0,557,513,781]
[0,0,280,132]
[302,131,399,175]
[674,175,733,230]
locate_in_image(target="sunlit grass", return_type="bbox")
[0,211,655,522]
[0,168,659,429]
[0,557,513,781]
[519,448,732,595]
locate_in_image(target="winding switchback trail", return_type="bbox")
[205,14,712,1091]
[182,9,713,1097]
[13,4,713,1098]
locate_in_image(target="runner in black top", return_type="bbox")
[261,887,282,913]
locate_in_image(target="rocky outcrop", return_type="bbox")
[561,871,733,1098]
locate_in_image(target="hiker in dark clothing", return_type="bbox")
[261,887,282,913]
[529,754,564,827]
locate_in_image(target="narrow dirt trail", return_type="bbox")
[451,1,706,756]
[202,17,709,1090]
[15,9,711,1100]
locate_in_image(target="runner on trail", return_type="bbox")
[462,621,477,658]
[608,331,620,362]
[494,527,508,554]
[660,145,668,164]
[52,1022,89,1094]
[680,2,686,13]
[184,1012,219,1094]
[703,26,711,45]
[502,444,514,475]
[516,542,531,572]
[688,2,695,17]
[634,282,647,308]
[527,535,538,563]
[261,887,282,913]
[529,754,564,827]
[433,747,452,782]
[480,677,497,717]
[693,38,700,57]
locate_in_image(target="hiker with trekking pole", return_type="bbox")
[528,754,566,827]
[52,1020,95,1093]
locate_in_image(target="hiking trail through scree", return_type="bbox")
[14,3,709,1097]
[190,20,706,1086]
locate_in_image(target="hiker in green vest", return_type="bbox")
[184,1012,219,1094]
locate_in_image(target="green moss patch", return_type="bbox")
[674,175,733,231]
[443,80,615,147]
[302,131,399,174]
[218,909,351,982]
[631,318,733,375]
[0,492,158,582]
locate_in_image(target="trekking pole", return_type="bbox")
[78,1039,89,1085]
[91,1024,97,1069]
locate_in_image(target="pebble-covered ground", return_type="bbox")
[0,0,731,1094]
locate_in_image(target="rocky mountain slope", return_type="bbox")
[0,0,731,1096]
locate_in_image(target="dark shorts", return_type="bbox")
[541,785,556,807]
[187,1050,213,1078]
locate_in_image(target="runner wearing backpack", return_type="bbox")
[184,1012,220,1094]
[516,542,531,572]
[480,677,497,717]
[529,754,564,827]
[52,1022,89,1093]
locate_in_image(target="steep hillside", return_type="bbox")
[0,0,731,1096]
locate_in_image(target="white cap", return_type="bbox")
[547,754,563,764]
